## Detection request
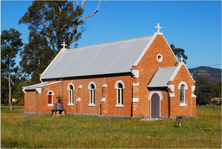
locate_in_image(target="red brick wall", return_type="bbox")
[38,82,62,113]
[101,86,107,115]
[132,85,139,117]
[24,91,37,113]
[36,74,133,116]
[105,75,133,116]
[132,35,178,117]
[160,90,169,117]
[61,78,104,115]
[168,65,196,117]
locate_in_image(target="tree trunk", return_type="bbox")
[8,72,12,111]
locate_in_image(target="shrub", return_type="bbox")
[56,95,62,103]
[211,99,218,105]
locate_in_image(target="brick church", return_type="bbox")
[23,23,196,118]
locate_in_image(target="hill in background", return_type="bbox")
[189,66,221,83]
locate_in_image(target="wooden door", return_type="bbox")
[151,93,160,118]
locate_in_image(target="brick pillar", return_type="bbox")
[168,84,175,117]
[191,85,196,116]
[76,85,82,113]
[132,82,139,117]
[101,84,107,115]
[169,97,176,117]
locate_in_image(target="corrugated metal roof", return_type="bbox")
[148,66,177,88]
[41,35,153,80]
[24,81,61,91]
[24,82,48,91]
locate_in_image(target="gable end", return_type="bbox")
[169,62,195,82]
[133,32,179,67]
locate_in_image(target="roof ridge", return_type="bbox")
[67,35,153,52]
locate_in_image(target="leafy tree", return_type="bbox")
[20,30,54,84]
[1,77,8,105]
[213,81,221,97]
[170,44,188,64]
[1,28,23,110]
[11,67,27,104]
[195,76,215,105]
[19,0,104,54]
[19,0,105,84]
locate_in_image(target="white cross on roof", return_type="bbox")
[61,41,67,49]
[155,23,162,33]
[180,57,183,62]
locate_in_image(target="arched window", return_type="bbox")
[114,80,125,107]
[90,84,95,104]
[117,83,123,105]
[47,91,54,106]
[68,84,74,105]
[178,81,187,106]
[180,84,185,104]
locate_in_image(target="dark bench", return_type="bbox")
[51,109,66,115]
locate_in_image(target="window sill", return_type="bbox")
[180,103,187,107]
[115,104,124,108]
[68,103,74,106]
[48,104,54,107]
[88,104,95,107]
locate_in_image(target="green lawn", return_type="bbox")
[1,105,221,148]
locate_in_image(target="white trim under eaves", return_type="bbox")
[23,82,48,89]
[133,33,157,66]
[161,34,179,64]
[24,81,62,93]
[22,82,48,93]
[169,62,195,82]
[40,50,63,82]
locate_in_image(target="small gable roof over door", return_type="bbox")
[148,61,195,88]
[41,35,153,80]
[148,66,177,88]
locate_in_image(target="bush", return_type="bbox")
[211,99,218,105]
[56,95,62,103]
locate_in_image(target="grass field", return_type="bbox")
[1,105,221,148]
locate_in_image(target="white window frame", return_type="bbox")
[157,54,163,62]
[67,83,74,106]
[117,83,123,104]
[88,82,96,106]
[114,80,125,107]
[178,81,188,107]
[47,90,54,106]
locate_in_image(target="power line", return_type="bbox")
[187,63,221,68]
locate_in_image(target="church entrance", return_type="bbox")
[151,93,160,118]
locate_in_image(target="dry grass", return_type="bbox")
[1,105,221,148]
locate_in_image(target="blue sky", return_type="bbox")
[1,0,221,69]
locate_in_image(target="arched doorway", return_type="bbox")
[151,93,160,118]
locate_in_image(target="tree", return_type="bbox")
[1,28,23,110]
[170,44,188,64]
[11,67,27,104]
[213,81,221,97]
[19,0,105,55]
[195,76,215,105]
[20,30,54,84]
[1,76,8,105]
